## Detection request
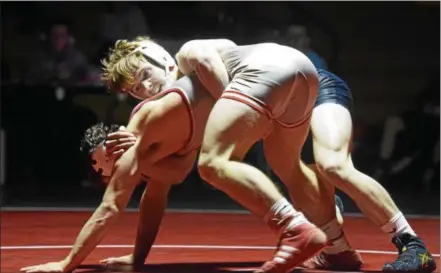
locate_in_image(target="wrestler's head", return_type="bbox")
[101,36,179,100]
[80,122,121,183]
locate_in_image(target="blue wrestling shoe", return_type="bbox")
[383,233,436,273]
[334,194,344,214]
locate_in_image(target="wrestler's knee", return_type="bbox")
[197,152,229,182]
[316,154,354,182]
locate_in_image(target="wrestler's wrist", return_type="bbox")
[132,253,145,266]
[60,257,72,272]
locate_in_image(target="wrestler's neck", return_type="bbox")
[161,65,180,90]
[170,64,179,80]
[176,68,185,80]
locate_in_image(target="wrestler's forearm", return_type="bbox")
[133,181,171,264]
[177,45,229,96]
[195,55,230,94]
[62,204,120,271]
[63,147,141,271]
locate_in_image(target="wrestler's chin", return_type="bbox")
[101,176,111,184]
[100,176,143,186]
[161,76,179,92]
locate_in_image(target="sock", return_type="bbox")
[380,211,417,238]
[264,198,309,234]
[320,218,352,254]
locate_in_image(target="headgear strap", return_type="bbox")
[129,41,176,79]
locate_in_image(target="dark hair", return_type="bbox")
[80,122,121,155]
[80,122,121,183]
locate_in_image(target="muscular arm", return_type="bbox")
[60,100,179,271]
[62,144,143,272]
[132,180,171,265]
[131,150,197,265]
[175,39,236,97]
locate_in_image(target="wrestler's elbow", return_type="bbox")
[100,201,120,215]
[178,43,214,70]
[102,161,140,212]
[102,187,130,214]
[99,188,122,216]
[214,39,236,48]
[184,50,213,72]
[176,52,194,75]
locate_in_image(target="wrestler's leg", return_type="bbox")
[198,98,327,273]
[263,120,362,271]
[263,120,335,227]
[311,103,436,272]
[312,103,403,229]
[198,98,283,217]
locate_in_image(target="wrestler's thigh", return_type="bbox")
[262,118,311,182]
[311,103,353,167]
[200,98,273,161]
[264,120,338,225]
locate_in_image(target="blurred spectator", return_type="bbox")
[98,3,149,44]
[257,27,282,43]
[374,73,440,193]
[2,7,37,84]
[285,25,328,70]
[25,23,97,86]
[95,3,149,65]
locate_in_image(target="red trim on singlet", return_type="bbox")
[220,90,313,129]
[276,109,313,128]
[221,90,272,118]
[129,88,195,154]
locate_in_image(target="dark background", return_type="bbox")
[1,1,439,215]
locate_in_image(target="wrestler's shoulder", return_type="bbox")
[130,101,158,124]
[178,38,237,52]
[139,91,185,118]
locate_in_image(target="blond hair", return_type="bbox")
[101,36,155,92]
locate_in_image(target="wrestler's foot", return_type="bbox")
[301,230,363,271]
[255,223,327,273]
[383,233,436,273]
[301,249,363,271]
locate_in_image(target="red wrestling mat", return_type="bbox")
[1,211,439,273]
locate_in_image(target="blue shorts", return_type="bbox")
[315,69,354,113]
[301,69,354,163]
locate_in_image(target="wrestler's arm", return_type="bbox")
[100,151,197,267]
[60,102,175,272]
[175,39,236,96]
[132,179,171,265]
[98,179,169,268]
[132,150,197,263]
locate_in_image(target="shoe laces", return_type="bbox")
[392,233,426,254]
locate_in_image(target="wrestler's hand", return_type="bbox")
[105,126,136,159]
[20,261,66,273]
[100,254,135,266]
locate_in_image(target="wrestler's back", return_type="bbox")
[221,43,313,73]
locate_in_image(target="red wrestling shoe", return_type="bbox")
[302,232,364,271]
[301,249,363,271]
[255,223,328,273]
